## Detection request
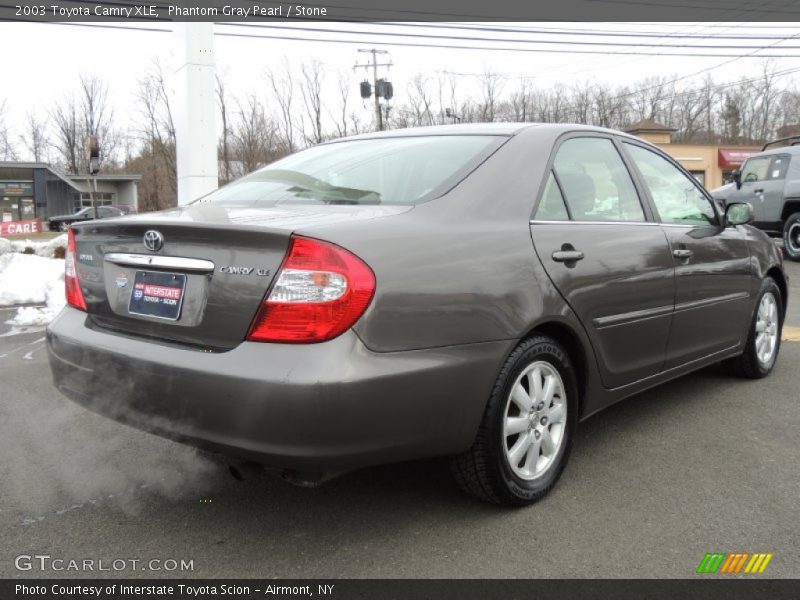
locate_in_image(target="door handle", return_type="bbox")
[673,248,693,260]
[754,188,764,194]
[552,250,585,263]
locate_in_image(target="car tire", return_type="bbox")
[59,222,69,232]
[451,335,578,506]
[783,212,800,262]
[725,277,783,379]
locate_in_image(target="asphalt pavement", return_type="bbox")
[1,261,799,579]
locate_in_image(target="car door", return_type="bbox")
[622,141,752,369]
[530,135,676,389]
[739,154,789,232]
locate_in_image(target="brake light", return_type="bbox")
[247,236,375,343]
[65,228,87,311]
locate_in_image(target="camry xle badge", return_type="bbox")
[115,273,128,288]
[143,230,164,252]
[219,266,272,276]
[220,266,253,275]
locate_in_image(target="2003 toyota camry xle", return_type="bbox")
[47,124,787,506]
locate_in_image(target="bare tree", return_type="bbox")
[80,74,115,162]
[508,79,534,122]
[51,97,80,173]
[266,58,297,153]
[136,61,177,211]
[232,95,278,173]
[50,74,117,173]
[406,74,435,126]
[21,111,48,162]
[0,100,17,161]
[216,73,233,184]
[330,71,352,138]
[477,70,504,123]
[299,60,325,145]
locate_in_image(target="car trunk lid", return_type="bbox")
[71,203,409,350]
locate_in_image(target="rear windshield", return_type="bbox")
[199,135,503,206]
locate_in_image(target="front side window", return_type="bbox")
[199,135,503,207]
[624,143,716,226]
[552,137,645,222]
[741,155,789,183]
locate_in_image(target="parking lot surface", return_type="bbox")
[1,261,799,579]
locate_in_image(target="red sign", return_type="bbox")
[0,218,43,236]
[718,148,759,168]
[138,283,183,301]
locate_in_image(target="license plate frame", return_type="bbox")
[127,270,187,321]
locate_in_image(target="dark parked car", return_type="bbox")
[711,137,800,261]
[48,206,124,232]
[47,124,787,506]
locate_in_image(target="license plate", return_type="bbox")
[128,271,186,321]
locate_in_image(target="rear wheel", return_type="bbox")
[451,335,578,506]
[59,222,69,232]
[725,277,782,379]
[782,212,800,262]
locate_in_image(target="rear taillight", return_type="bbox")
[65,228,87,311]
[247,236,375,343]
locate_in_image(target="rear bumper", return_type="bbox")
[47,307,510,472]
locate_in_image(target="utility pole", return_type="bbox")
[85,135,100,220]
[174,23,219,205]
[355,49,392,131]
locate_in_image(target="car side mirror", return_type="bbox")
[732,170,742,190]
[725,202,753,226]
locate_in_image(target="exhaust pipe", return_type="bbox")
[280,469,342,488]
[228,461,263,481]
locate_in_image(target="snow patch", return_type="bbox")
[0,253,66,326]
[0,234,68,258]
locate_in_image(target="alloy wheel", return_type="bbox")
[755,292,779,366]
[502,361,567,480]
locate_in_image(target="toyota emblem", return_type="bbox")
[143,230,164,252]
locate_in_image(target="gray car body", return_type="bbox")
[46,123,787,476]
[711,145,800,236]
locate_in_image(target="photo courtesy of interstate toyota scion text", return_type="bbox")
[46,123,787,506]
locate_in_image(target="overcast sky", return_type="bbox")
[1,21,800,146]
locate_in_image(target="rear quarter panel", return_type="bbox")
[298,128,577,353]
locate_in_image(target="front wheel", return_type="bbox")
[725,277,783,379]
[782,212,800,262]
[451,335,578,506]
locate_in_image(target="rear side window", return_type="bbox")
[552,137,645,222]
[624,143,717,226]
[198,135,503,206]
[535,172,570,220]
[767,155,790,180]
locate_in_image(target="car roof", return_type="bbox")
[752,144,800,158]
[322,122,649,144]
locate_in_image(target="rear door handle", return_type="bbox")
[552,250,585,263]
[673,249,693,260]
[754,188,764,194]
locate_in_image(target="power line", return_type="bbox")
[369,21,800,40]
[210,29,800,58]
[214,22,800,50]
[17,21,800,58]
[238,0,800,20]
